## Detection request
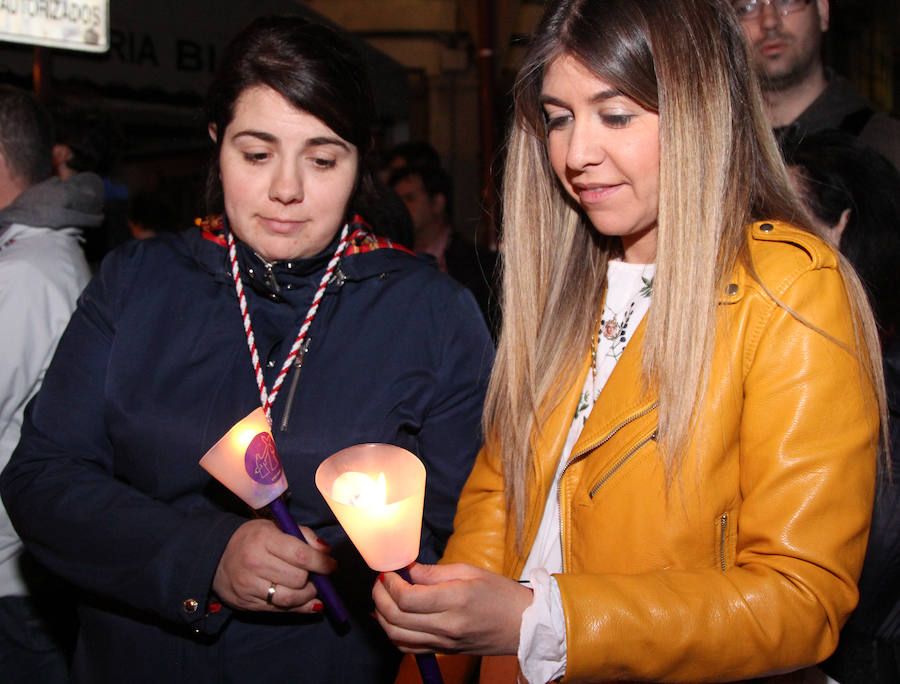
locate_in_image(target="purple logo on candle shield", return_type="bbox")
[244,432,283,484]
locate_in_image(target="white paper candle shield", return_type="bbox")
[200,407,288,509]
[316,444,425,572]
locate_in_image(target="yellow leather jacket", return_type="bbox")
[441,222,879,682]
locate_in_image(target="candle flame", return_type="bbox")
[331,471,387,508]
[233,427,261,451]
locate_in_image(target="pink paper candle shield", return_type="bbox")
[315,444,425,572]
[200,407,288,509]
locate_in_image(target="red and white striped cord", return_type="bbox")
[227,224,351,422]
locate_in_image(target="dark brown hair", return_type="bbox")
[0,85,53,186]
[204,15,377,220]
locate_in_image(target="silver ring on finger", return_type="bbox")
[266,582,277,605]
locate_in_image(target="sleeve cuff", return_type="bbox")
[517,568,567,683]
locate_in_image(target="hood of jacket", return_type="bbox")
[0,172,104,236]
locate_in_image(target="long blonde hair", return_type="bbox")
[487,0,886,544]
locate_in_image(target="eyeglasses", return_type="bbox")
[732,0,812,20]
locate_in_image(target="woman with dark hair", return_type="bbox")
[0,16,493,683]
[781,129,900,684]
[781,130,900,339]
[373,1,884,682]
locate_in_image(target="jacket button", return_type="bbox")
[759,222,773,232]
[725,283,739,295]
[183,599,199,614]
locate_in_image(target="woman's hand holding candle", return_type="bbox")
[372,562,534,656]
[213,519,337,613]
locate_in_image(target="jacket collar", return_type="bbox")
[568,258,753,454]
[522,321,649,498]
[570,318,657,469]
[531,245,756,483]
[514,318,657,576]
[183,217,418,290]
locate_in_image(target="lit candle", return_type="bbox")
[200,407,348,626]
[316,444,443,683]
[316,444,425,572]
[199,407,287,509]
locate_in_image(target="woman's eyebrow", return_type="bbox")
[539,94,567,107]
[306,136,351,151]
[228,132,350,152]
[230,129,277,143]
[539,88,623,107]
[589,88,624,103]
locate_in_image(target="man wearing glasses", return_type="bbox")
[739,7,900,684]
[734,0,900,170]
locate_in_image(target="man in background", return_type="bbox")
[735,0,900,169]
[49,102,128,267]
[390,163,498,336]
[0,85,103,681]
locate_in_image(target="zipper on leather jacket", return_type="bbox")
[557,401,659,557]
[279,337,311,432]
[588,429,657,499]
[719,513,728,571]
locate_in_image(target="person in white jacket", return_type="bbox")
[0,85,102,681]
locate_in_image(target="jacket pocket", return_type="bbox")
[716,510,737,570]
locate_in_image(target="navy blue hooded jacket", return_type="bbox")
[0,221,494,683]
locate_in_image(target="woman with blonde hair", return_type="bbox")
[373,0,884,681]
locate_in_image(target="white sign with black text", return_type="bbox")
[0,0,108,53]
